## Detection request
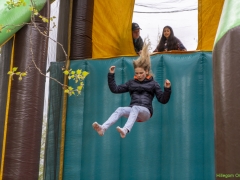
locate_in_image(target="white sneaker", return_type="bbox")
[92,122,105,136]
[116,126,128,138]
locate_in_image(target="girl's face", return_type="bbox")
[135,67,148,81]
[163,27,171,39]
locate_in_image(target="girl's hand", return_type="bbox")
[164,79,171,88]
[109,66,116,73]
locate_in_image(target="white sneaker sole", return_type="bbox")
[116,126,126,138]
[92,122,104,136]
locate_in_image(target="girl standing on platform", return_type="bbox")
[153,25,186,52]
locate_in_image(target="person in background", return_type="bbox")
[92,41,171,138]
[132,22,143,55]
[153,25,186,52]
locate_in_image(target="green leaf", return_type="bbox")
[76,69,82,75]
[29,6,34,11]
[42,17,49,23]
[77,85,83,91]
[82,71,89,78]
[68,86,73,91]
[34,9,38,15]
[63,70,69,75]
[21,72,27,77]
[12,67,18,72]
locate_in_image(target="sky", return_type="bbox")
[132,0,198,51]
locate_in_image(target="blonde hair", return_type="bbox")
[133,39,153,76]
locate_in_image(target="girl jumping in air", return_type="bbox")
[92,41,171,138]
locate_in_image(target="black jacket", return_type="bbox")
[133,36,143,54]
[108,73,171,116]
[153,37,186,52]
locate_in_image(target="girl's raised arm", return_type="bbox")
[109,66,116,73]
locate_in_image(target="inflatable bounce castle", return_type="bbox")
[0,0,240,179]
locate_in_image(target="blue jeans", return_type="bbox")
[102,105,151,132]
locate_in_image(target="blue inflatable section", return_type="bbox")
[55,52,214,180]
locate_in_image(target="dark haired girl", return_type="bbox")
[153,26,186,52]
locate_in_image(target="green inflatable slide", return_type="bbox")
[0,0,46,46]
